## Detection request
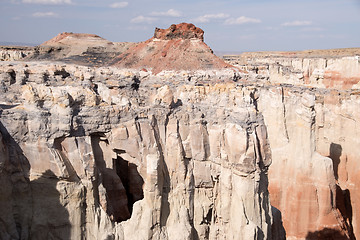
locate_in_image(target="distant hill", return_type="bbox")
[0,41,38,47]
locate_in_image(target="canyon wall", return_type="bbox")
[1,26,359,239]
[225,52,360,90]
[225,52,360,239]
[258,87,359,240]
[0,46,33,61]
[0,62,279,239]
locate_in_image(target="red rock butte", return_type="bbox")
[113,23,233,74]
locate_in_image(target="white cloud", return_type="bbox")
[224,16,261,25]
[32,11,58,17]
[193,13,230,23]
[150,9,182,17]
[130,15,157,24]
[23,0,72,4]
[281,20,312,27]
[300,27,324,32]
[110,2,128,8]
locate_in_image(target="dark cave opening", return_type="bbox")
[113,156,144,217]
[90,134,144,223]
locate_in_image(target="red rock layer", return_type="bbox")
[113,23,232,74]
[154,23,204,41]
[323,71,360,89]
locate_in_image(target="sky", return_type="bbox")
[1,0,360,52]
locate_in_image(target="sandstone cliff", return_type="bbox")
[225,50,360,90]
[224,50,360,239]
[0,61,277,239]
[1,22,360,240]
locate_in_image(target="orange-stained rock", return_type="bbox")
[114,23,233,74]
[258,86,359,240]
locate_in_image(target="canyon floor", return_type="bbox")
[0,23,359,240]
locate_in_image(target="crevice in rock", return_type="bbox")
[200,207,212,225]
[250,90,258,111]
[7,70,16,85]
[131,76,140,91]
[327,143,355,239]
[329,142,341,181]
[91,134,144,223]
[113,155,144,216]
[281,87,290,141]
[54,68,70,79]
[53,137,80,181]
[335,185,355,240]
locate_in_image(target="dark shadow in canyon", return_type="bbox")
[271,206,286,240]
[0,121,32,239]
[30,170,71,240]
[90,134,144,223]
[113,155,144,216]
[335,185,355,240]
[329,143,342,181]
[1,122,71,239]
[328,143,355,240]
[305,228,349,240]
[0,121,30,180]
[159,157,171,228]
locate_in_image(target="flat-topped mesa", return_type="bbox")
[41,32,113,46]
[153,23,204,41]
[27,32,134,67]
[114,23,234,74]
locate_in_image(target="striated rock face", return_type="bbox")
[224,49,360,240]
[0,61,278,239]
[258,87,359,240]
[114,23,232,74]
[224,50,360,90]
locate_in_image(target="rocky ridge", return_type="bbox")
[1,33,135,67]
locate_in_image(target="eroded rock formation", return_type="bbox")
[114,23,233,74]
[1,22,359,240]
[224,50,360,239]
[0,33,135,67]
[224,51,360,89]
[0,59,278,239]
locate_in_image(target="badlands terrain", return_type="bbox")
[0,23,359,240]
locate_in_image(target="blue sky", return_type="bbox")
[1,0,360,52]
